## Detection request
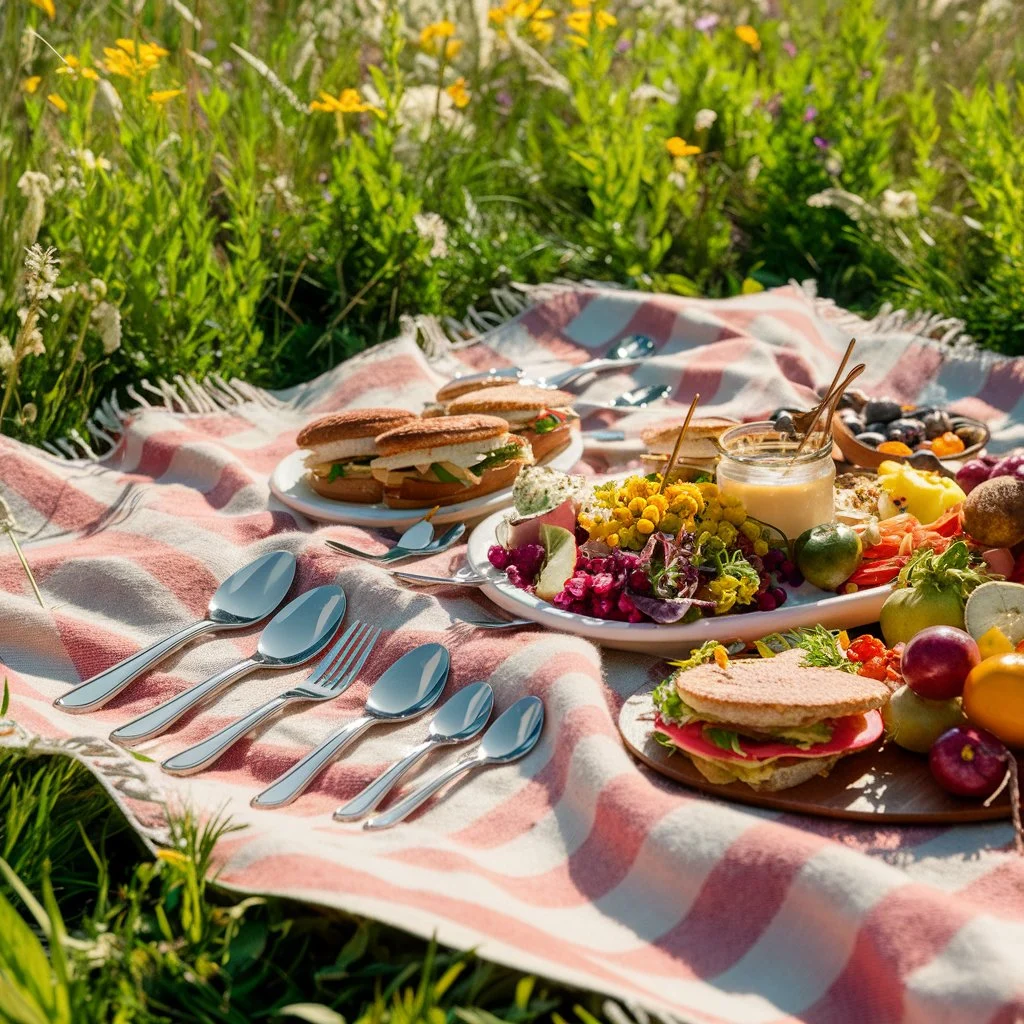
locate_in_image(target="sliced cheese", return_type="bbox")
[372,434,512,471]
[303,436,379,465]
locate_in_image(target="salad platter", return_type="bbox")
[465,507,890,655]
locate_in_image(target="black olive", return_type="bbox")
[887,418,925,446]
[863,398,902,424]
[774,411,797,435]
[855,431,887,448]
[866,421,891,435]
[921,410,953,439]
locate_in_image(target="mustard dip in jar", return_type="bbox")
[715,422,836,540]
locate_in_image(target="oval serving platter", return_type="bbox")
[465,508,890,656]
[618,682,1015,823]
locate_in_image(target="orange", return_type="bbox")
[962,652,1024,747]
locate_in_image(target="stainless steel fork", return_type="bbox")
[160,621,382,776]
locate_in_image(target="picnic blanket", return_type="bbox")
[2,283,1023,1024]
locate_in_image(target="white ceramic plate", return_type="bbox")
[269,432,585,528]
[466,508,890,655]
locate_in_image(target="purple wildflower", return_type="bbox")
[615,37,632,53]
[694,13,719,32]
[782,40,797,57]
[803,105,817,122]
[813,136,830,150]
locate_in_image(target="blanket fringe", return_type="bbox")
[40,278,986,462]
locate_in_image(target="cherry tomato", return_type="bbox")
[847,635,887,663]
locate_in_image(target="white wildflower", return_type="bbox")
[879,188,918,220]
[668,170,688,191]
[71,149,113,172]
[694,108,717,131]
[825,154,843,176]
[630,82,678,105]
[186,48,213,70]
[22,244,62,304]
[92,302,122,354]
[17,171,52,246]
[229,43,306,114]
[263,174,299,212]
[807,187,870,221]
[0,336,14,375]
[170,0,202,30]
[745,156,762,182]
[414,212,449,261]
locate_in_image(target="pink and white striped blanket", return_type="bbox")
[2,285,1023,1024]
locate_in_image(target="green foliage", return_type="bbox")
[0,749,634,1024]
[1,0,1022,448]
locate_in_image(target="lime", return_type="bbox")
[535,525,577,601]
[794,522,863,591]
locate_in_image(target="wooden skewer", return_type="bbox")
[792,363,865,457]
[792,338,856,456]
[656,393,700,494]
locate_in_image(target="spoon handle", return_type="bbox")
[363,754,479,831]
[332,738,435,822]
[160,695,295,776]
[55,618,217,713]
[252,715,375,809]
[542,356,644,390]
[109,658,257,745]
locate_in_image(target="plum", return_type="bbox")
[856,431,886,448]
[922,410,953,439]
[955,459,992,495]
[989,453,1024,481]
[901,625,980,700]
[864,398,902,424]
[929,725,1009,799]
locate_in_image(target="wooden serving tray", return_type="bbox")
[619,684,1016,823]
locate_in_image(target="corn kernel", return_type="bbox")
[641,505,661,526]
[753,539,769,556]
[612,507,633,523]
[660,513,681,534]
[606,532,620,548]
[636,518,655,535]
[723,505,746,525]
[739,520,760,541]
[648,494,668,514]
[627,496,646,515]
[717,521,737,544]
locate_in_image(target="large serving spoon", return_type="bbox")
[108,585,346,745]
[251,643,450,809]
[55,550,297,714]
[326,523,465,563]
[332,681,494,821]
[363,696,545,831]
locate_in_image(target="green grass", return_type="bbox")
[0,745,641,1024]
[1,0,1023,448]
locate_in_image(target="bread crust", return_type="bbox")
[297,408,416,448]
[447,384,575,414]
[382,457,527,508]
[374,415,510,456]
[641,416,737,451]
[673,648,891,728]
[524,422,573,464]
[308,474,384,504]
[687,752,841,791]
[435,376,520,403]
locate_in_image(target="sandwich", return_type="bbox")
[445,384,579,463]
[641,416,736,475]
[652,646,889,791]
[422,375,517,417]
[371,414,534,508]
[297,407,417,503]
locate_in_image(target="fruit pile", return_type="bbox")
[834,398,978,458]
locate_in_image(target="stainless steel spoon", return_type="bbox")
[108,585,347,745]
[251,642,450,809]
[363,695,544,831]
[607,384,672,408]
[55,550,297,714]
[326,522,465,563]
[332,681,493,821]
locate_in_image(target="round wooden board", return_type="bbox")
[619,683,1016,823]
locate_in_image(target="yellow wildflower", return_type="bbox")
[420,20,460,58]
[57,54,100,81]
[596,10,616,28]
[22,76,42,94]
[666,136,701,158]
[488,8,507,25]
[567,34,589,48]
[148,88,183,105]
[566,9,591,31]
[446,77,471,108]
[102,38,168,80]
[47,93,67,113]
[513,0,543,15]
[531,19,554,42]
[156,849,189,868]
[571,0,591,6]
[309,88,383,116]
[30,0,55,18]
[735,24,762,52]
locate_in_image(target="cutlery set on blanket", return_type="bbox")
[54,549,544,829]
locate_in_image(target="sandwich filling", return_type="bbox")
[304,436,379,483]
[506,407,578,436]
[371,434,532,489]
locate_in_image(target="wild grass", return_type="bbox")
[0,745,643,1024]
[0,0,1021,448]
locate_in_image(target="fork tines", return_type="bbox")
[306,620,382,693]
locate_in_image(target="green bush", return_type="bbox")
[1,0,1022,447]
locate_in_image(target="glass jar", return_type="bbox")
[715,422,836,540]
